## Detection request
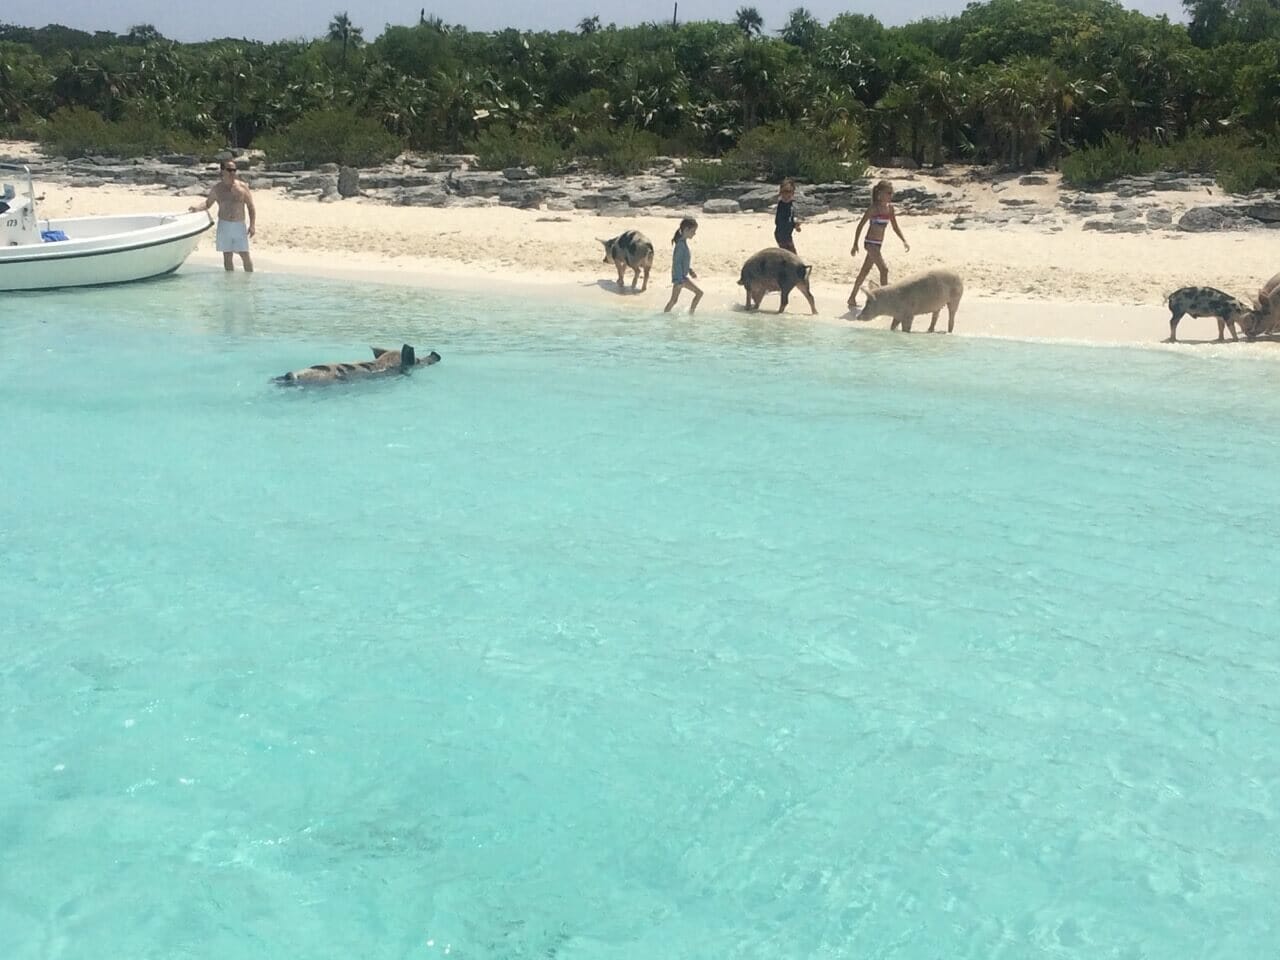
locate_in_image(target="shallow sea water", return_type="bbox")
[2,272,1278,959]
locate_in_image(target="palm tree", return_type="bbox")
[125,24,164,45]
[1097,71,1153,144]
[877,81,926,164]
[975,58,1054,167]
[199,45,266,147]
[326,12,364,66]
[915,66,970,164]
[734,6,764,38]
[780,8,820,50]
[1042,66,1098,165]
[52,54,124,117]
[0,58,21,122]
[720,35,784,130]
[430,68,487,149]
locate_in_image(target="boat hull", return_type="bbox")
[0,212,214,291]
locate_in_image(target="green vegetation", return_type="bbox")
[1060,131,1280,192]
[254,108,401,167]
[40,106,214,157]
[729,120,866,182]
[678,158,744,189]
[471,127,565,175]
[570,126,661,176]
[1,0,1278,190]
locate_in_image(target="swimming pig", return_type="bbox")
[599,230,654,292]
[737,247,818,314]
[273,344,441,385]
[857,268,964,332]
[1164,286,1252,342]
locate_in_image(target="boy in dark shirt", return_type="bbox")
[774,178,801,253]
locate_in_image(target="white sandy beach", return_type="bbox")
[10,140,1278,352]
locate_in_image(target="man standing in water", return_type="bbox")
[190,160,256,272]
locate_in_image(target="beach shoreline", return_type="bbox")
[8,139,1278,353]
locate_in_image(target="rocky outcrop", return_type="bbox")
[1177,207,1230,232]
[7,150,964,218]
[1083,217,1148,233]
[10,148,1275,233]
[337,165,360,198]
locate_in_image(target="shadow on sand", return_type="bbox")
[590,279,649,295]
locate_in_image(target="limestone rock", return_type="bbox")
[337,166,360,198]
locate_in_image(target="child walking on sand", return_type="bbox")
[774,178,801,253]
[848,179,909,309]
[664,217,703,313]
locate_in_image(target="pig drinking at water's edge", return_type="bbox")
[856,268,964,333]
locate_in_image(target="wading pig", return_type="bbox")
[857,268,964,333]
[273,345,441,385]
[1240,272,1280,340]
[737,247,818,314]
[599,230,654,292]
[1165,286,1252,343]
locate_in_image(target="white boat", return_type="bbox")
[0,163,213,291]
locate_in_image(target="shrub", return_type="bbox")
[39,105,209,158]
[658,134,706,158]
[0,114,44,142]
[1217,152,1280,194]
[572,125,660,176]
[469,125,565,176]
[1164,133,1226,174]
[725,120,867,183]
[678,157,744,188]
[255,108,402,167]
[1059,132,1154,185]
[1061,131,1280,193]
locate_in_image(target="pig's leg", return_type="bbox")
[799,281,817,315]
[1167,310,1183,343]
[946,298,959,333]
[1225,315,1239,341]
[778,283,792,314]
[615,260,626,288]
[927,308,941,332]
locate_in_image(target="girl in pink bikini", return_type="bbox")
[848,179,909,310]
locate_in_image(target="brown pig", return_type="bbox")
[737,247,818,315]
[1241,272,1280,340]
[273,345,441,385]
[857,268,964,333]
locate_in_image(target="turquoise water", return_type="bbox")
[2,272,1278,959]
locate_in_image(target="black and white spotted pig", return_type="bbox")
[1165,286,1251,343]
